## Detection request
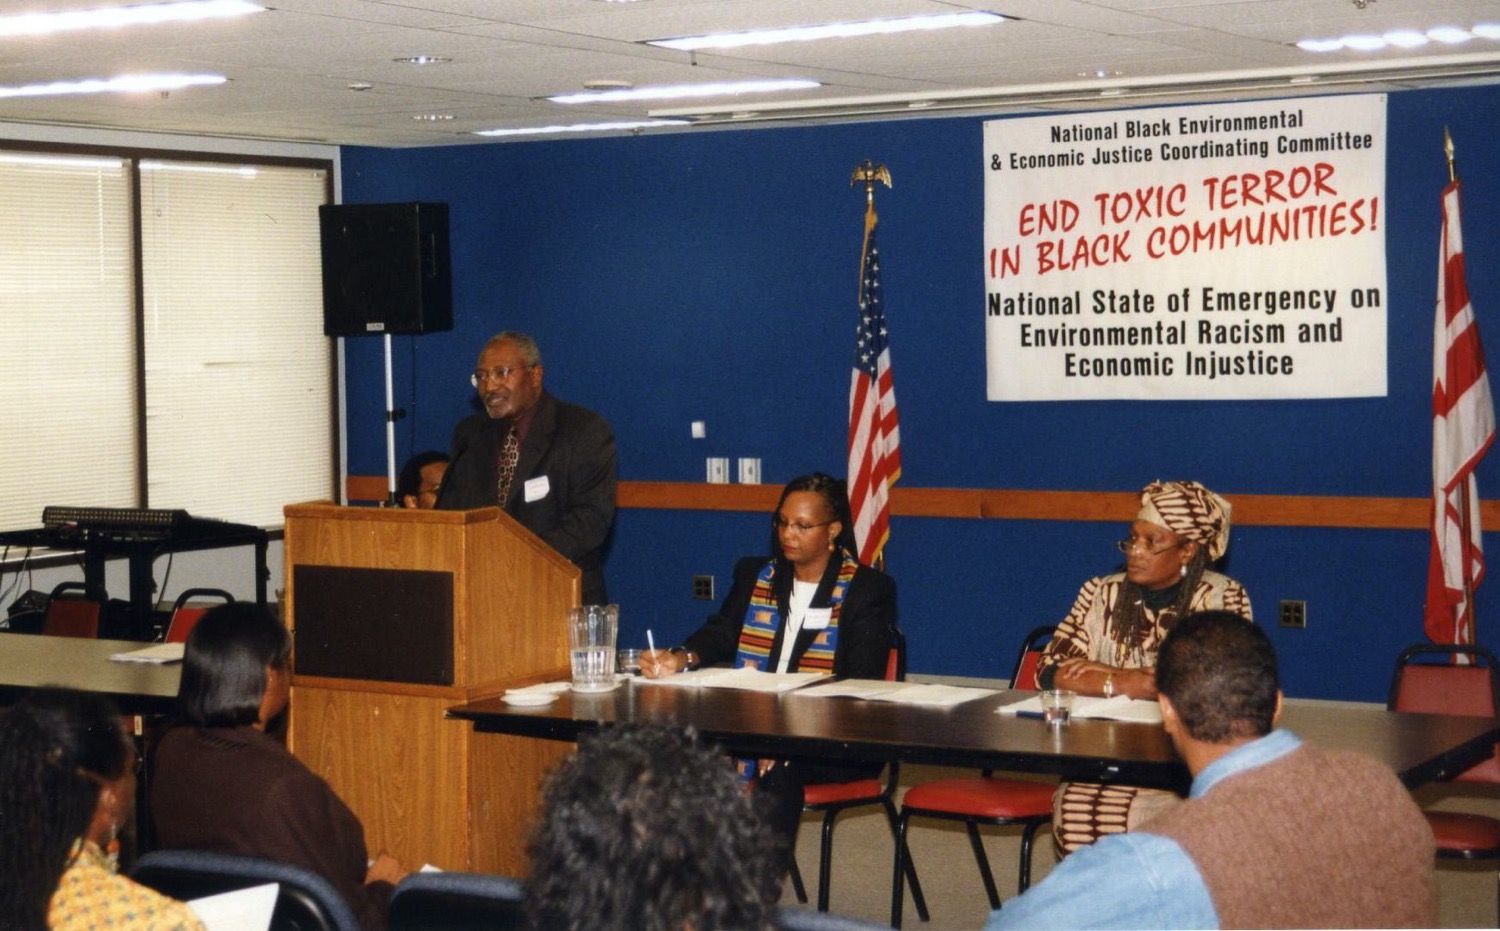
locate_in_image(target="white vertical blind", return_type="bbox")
[139,160,331,527]
[0,154,136,531]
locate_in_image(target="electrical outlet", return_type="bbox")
[1278,600,1306,629]
[692,575,715,601]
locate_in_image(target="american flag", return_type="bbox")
[1425,178,1495,647]
[848,205,901,566]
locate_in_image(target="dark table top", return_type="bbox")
[0,634,181,714]
[448,679,1500,792]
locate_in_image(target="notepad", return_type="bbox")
[109,642,185,664]
[795,679,997,707]
[639,668,826,692]
[187,882,276,931]
[998,694,1163,724]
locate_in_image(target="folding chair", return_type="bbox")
[788,626,927,919]
[890,625,1058,928]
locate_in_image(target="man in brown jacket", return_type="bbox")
[986,610,1436,930]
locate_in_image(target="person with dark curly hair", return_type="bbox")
[639,472,896,863]
[0,687,202,931]
[525,724,782,931]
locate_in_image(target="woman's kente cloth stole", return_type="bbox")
[733,552,856,781]
[733,553,856,672]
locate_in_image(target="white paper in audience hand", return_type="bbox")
[187,882,277,931]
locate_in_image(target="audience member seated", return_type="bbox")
[525,724,782,931]
[0,687,204,931]
[639,473,894,865]
[150,602,406,930]
[1036,479,1252,854]
[986,610,1436,930]
[396,450,448,510]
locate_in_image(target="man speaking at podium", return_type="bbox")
[436,331,616,605]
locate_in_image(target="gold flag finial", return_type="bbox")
[850,159,892,208]
[1444,126,1456,183]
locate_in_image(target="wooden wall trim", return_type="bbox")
[346,476,1500,532]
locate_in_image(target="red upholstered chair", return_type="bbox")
[42,581,101,639]
[164,588,235,644]
[889,625,1058,929]
[1387,642,1500,925]
[786,627,927,919]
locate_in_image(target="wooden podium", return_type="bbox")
[281,502,578,875]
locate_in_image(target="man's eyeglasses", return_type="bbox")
[1116,537,1182,557]
[773,517,835,534]
[470,365,529,387]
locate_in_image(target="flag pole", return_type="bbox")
[847,159,896,571]
[851,159,892,280]
[1447,127,1478,641]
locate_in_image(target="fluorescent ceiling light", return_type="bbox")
[0,73,226,99]
[475,119,688,138]
[1298,25,1496,52]
[549,79,818,104]
[0,0,261,39]
[648,11,1004,51]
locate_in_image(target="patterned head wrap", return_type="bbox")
[1136,480,1231,561]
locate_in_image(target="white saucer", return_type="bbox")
[502,692,559,706]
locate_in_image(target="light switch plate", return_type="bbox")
[706,457,729,483]
[737,457,761,484]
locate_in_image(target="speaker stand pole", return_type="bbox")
[383,333,404,507]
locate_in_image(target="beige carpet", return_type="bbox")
[779,764,1497,930]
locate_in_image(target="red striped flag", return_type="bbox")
[848,203,901,566]
[1425,179,1495,646]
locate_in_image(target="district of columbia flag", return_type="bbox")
[848,201,901,567]
[1425,178,1495,647]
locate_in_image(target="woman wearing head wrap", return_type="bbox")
[1035,480,1252,854]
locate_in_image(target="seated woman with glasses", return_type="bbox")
[1036,479,1253,855]
[0,687,204,931]
[641,472,895,864]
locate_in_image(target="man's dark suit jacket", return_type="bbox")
[435,391,617,605]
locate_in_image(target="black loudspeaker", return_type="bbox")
[319,202,452,336]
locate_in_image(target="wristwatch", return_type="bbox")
[1103,673,1116,698]
[670,645,700,671]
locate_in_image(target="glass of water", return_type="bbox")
[568,604,618,692]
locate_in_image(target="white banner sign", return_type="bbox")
[984,95,1387,401]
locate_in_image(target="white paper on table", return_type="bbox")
[997,694,1163,724]
[187,882,277,931]
[638,668,827,692]
[863,683,999,707]
[109,642,186,664]
[794,678,905,699]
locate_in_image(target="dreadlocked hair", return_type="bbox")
[1105,545,1209,656]
[0,688,128,931]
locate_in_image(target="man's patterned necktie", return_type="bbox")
[496,425,520,505]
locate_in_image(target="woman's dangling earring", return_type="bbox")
[1179,563,1188,579]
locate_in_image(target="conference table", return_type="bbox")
[0,633,181,713]
[447,678,1500,794]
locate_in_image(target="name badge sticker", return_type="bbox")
[524,476,550,503]
[804,608,832,630]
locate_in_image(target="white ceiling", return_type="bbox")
[5,0,1500,147]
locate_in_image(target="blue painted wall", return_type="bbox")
[339,86,1500,702]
